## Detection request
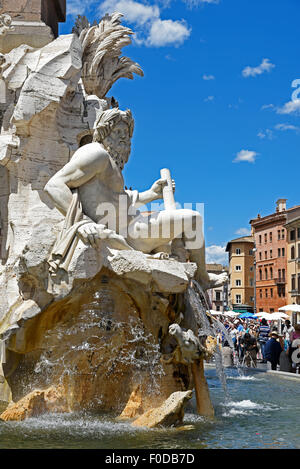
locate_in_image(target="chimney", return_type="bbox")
[276,199,287,213]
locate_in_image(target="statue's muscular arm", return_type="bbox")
[44,143,132,250]
[44,143,109,219]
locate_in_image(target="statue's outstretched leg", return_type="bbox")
[127,209,227,290]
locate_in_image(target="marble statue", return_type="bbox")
[45,105,227,290]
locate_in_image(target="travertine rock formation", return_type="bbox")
[132,390,193,428]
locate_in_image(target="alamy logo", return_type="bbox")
[291,79,300,101]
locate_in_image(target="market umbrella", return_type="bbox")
[239,312,257,319]
[256,312,273,320]
[279,305,300,313]
[208,310,222,316]
[224,311,240,317]
[271,312,290,320]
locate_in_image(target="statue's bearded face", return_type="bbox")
[102,120,131,170]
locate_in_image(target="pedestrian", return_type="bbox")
[264,332,283,371]
[282,320,295,351]
[258,318,270,363]
[240,332,258,367]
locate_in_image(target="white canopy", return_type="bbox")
[208,310,222,316]
[278,305,300,313]
[223,311,240,317]
[271,312,290,320]
[256,312,273,320]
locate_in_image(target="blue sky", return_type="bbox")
[61,0,300,264]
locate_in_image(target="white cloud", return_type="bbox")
[68,0,93,16]
[275,123,300,133]
[261,103,275,110]
[203,74,215,80]
[206,245,228,265]
[147,18,191,46]
[99,0,159,25]
[242,58,275,78]
[233,150,258,163]
[98,0,191,47]
[184,0,220,5]
[235,227,251,236]
[276,99,300,115]
[204,95,215,102]
[257,129,274,140]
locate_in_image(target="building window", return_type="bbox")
[282,229,285,240]
[259,308,263,312]
[278,269,281,280]
[236,248,241,255]
[270,308,274,313]
[291,246,295,260]
[235,265,241,271]
[259,269,262,280]
[282,269,285,280]
[278,230,280,240]
[265,251,267,260]
[269,232,272,242]
[270,267,273,279]
[297,228,300,239]
[270,249,272,258]
[270,288,273,298]
[265,289,268,298]
[282,247,285,257]
[292,275,296,291]
[278,285,286,297]
[259,290,262,299]
[259,235,262,244]
[290,230,296,241]
[216,305,220,311]
[215,291,221,301]
[298,244,300,259]
[278,248,281,257]
[265,268,268,280]
[250,278,254,286]
[236,294,242,304]
[264,233,267,243]
[235,279,241,286]
[259,252,262,260]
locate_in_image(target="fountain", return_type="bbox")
[0,6,228,426]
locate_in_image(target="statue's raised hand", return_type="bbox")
[150,178,175,200]
[77,222,132,250]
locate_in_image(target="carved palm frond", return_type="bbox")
[79,12,144,98]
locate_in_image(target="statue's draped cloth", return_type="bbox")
[47,190,90,275]
[47,189,139,275]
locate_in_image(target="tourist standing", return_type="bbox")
[258,318,270,363]
[282,320,295,351]
[264,332,283,370]
[240,332,258,367]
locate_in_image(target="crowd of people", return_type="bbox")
[216,315,300,372]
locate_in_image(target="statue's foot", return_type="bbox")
[208,272,228,288]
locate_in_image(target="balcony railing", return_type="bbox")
[291,290,300,297]
[274,277,286,285]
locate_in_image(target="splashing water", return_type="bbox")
[32,291,164,398]
[187,280,229,397]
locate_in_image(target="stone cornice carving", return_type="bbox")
[0,14,14,37]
